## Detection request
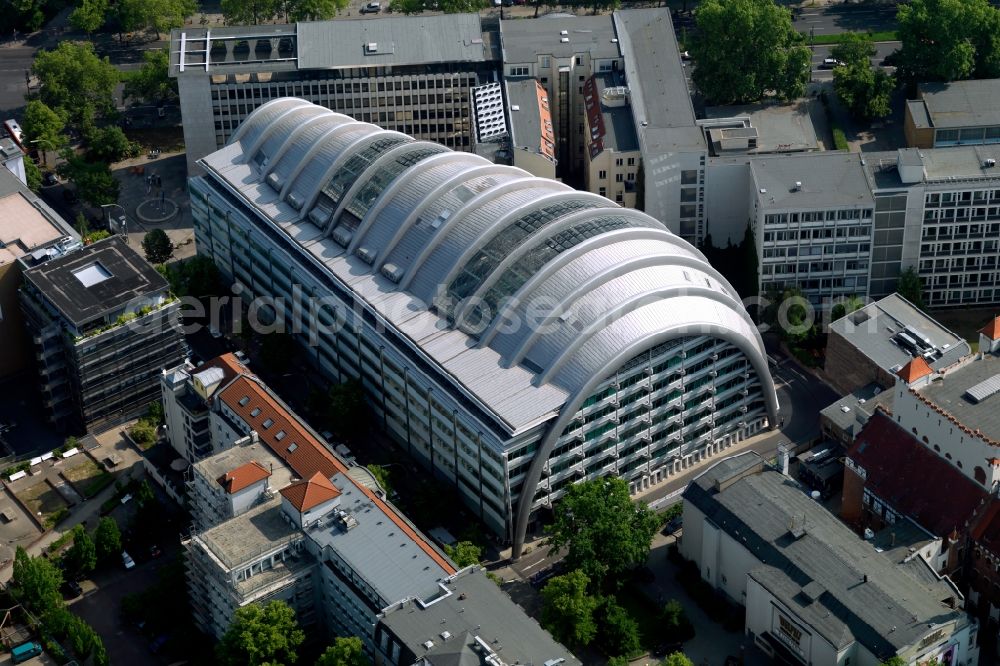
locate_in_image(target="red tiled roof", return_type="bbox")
[217,375,455,574]
[980,316,1000,341]
[971,501,1000,556]
[280,471,341,512]
[896,356,933,383]
[849,412,987,539]
[194,352,249,393]
[217,460,271,494]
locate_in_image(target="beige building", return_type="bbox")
[582,73,639,208]
[505,78,556,180]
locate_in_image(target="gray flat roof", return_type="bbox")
[866,145,1000,189]
[750,152,873,210]
[380,567,581,666]
[828,293,969,373]
[193,439,295,495]
[308,471,449,605]
[298,14,488,69]
[819,382,893,436]
[704,101,819,154]
[22,235,168,327]
[505,78,545,156]
[920,353,1000,442]
[916,80,1000,129]
[499,14,619,64]
[686,458,969,655]
[199,499,304,569]
[593,72,638,153]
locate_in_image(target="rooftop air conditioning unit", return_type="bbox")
[985,159,997,168]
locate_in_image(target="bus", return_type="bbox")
[2,119,25,152]
[11,640,42,664]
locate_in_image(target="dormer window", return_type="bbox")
[275,430,286,441]
[250,407,261,417]
[262,418,274,429]
[239,396,250,406]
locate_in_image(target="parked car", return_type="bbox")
[661,515,683,536]
[360,1,380,12]
[120,493,133,504]
[122,551,135,569]
[680,51,691,61]
[61,580,83,598]
[820,58,845,69]
[42,172,58,187]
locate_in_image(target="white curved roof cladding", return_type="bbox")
[203,99,775,433]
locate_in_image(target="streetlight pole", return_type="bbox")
[100,203,128,237]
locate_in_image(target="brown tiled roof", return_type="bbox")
[217,460,271,494]
[193,352,249,391]
[216,374,455,573]
[849,411,986,539]
[980,316,1000,341]
[279,471,342,512]
[896,356,933,383]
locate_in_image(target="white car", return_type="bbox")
[821,58,845,69]
[122,551,135,569]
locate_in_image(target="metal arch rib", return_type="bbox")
[453,208,679,328]
[398,177,562,291]
[374,164,529,274]
[244,102,318,165]
[261,111,350,179]
[279,121,372,200]
[505,255,750,367]
[348,151,479,255]
[537,288,750,385]
[229,98,303,145]
[510,322,779,559]
[437,188,600,297]
[324,140,440,239]
[479,226,708,346]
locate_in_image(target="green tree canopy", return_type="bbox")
[691,0,810,104]
[661,599,696,643]
[11,546,63,616]
[125,49,178,104]
[94,516,122,562]
[58,154,120,207]
[64,525,97,576]
[221,0,279,24]
[216,600,305,666]
[545,477,659,592]
[443,540,482,568]
[897,267,925,309]
[24,156,42,193]
[596,598,641,659]
[283,0,348,21]
[663,653,695,666]
[142,229,174,264]
[365,464,393,498]
[22,100,68,155]
[831,34,893,120]
[830,295,865,323]
[540,570,599,647]
[85,125,139,163]
[316,637,370,666]
[70,0,109,33]
[896,0,1000,83]
[33,42,120,124]
[115,0,196,37]
[327,379,368,440]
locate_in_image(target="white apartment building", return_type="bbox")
[582,73,640,208]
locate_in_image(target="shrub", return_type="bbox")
[832,127,849,151]
[129,422,156,445]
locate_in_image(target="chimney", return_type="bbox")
[863,574,868,583]
[777,444,789,476]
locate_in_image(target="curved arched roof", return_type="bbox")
[221,99,775,411]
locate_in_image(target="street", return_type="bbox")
[810,41,899,80]
[0,46,34,113]
[793,3,898,36]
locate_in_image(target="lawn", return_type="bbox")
[64,460,114,498]
[805,30,898,45]
[18,481,69,528]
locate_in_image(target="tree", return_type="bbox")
[316,637,370,666]
[830,295,864,323]
[540,571,598,647]
[661,599,695,643]
[663,653,695,666]
[260,332,296,374]
[129,421,156,445]
[124,48,178,104]
[896,0,1000,83]
[282,0,348,21]
[58,154,120,207]
[216,600,305,666]
[64,525,97,576]
[142,229,174,264]
[831,34,893,120]
[897,267,925,309]
[545,477,659,592]
[32,42,120,125]
[597,598,641,659]
[94,517,122,562]
[327,379,368,440]
[221,0,279,24]
[880,658,906,666]
[23,156,42,193]
[443,540,482,568]
[9,0,46,31]
[11,546,63,616]
[365,464,393,498]
[437,0,487,11]
[85,125,139,163]
[691,0,810,104]
[114,0,195,38]
[22,100,68,161]
[70,0,109,33]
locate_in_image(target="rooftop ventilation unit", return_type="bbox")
[965,373,1000,403]
[366,42,378,53]
[560,37,569,43]
[560,29,568,35]
[985,158,997,168]
[792,181,802,191]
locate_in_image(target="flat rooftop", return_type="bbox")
[687,454,969,654]
[587,71,638,155]
[21,235,169,327]
[828,293,970,374]
[505,78,555,162]
[307,471,450,606]
[919,352,1000,442]
[704,101,819,154]
[865,144,1000,189]
[913,80,1000,130]
[750,152,873,210]
[499,14,619,64]
[0,168,75,267]
[193,439,295,495]
[381,567,582,666]
[198,499,304,570]
[819,382,894,437]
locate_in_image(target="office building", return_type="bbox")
[818,382,893,446]
[181,357,579,666]
[0,166,77,378]
[190,98,777,557]
[682,452,979,666]
[19,236,185,432]
[169,14,498,175]
[824,293,970,394]
[905,80,1000,149]
[582,73,640,208]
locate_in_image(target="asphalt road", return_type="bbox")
[0,45,34,114]
[810,40,899,80]
[794,3,898,36]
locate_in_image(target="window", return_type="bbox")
[250,407,262,417]
[238,396,250,406]
[541,56,550,68]
[275,430,286,441]
[599,187,607,197]
[287,443,298,453]
[627,157,636,166]
[616,173,624,182]
[627,172,635,181]
[615,158,624,167]
[262,418,274,428]
[509,66,529,77]
[598,170,607,180]
[575,56,582,66]
[615,191,624,203]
